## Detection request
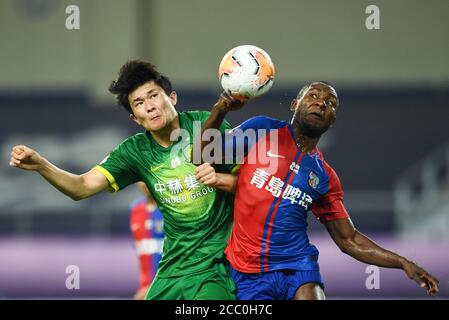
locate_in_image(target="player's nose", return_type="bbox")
[311,99,325,110]
[144,101,157,112]
[316,99,326,108]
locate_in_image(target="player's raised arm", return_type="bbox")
[324,217,440,297]
[9,145,109,201]
[193,92,244,165]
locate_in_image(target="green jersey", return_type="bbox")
[96,111,234,278]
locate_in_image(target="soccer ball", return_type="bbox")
[218,45,275,101]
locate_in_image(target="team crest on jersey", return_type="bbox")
[308,171,319,190]
[171,157,181,168]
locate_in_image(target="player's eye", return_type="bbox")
[150,93,158,99]
[311,93,318,99]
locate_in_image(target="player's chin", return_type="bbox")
[147,121,165,132]
[303,122,330,138]
[306,116,327,128]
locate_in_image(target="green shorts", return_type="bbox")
[145,260,236,300]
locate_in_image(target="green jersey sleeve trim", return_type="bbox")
[94,165,120,192]
[231,164,241,174]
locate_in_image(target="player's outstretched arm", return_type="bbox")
[194,162,237,193]
[193,92,245,165]
[9,145,109,200]
[324,217,440,297]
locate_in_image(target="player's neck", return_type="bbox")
[291,117,321,154]
[294,130,319,154]
[150,115,180,148]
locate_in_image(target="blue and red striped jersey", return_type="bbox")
[223,116,349,273]
[129,197,164,290]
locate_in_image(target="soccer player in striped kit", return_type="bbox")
[196,81,440,299]
[130,182,164,300]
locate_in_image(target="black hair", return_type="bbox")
[108,60,173,113]
[296,81,339,106]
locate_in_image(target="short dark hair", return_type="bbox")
[296,81,339,107]
[108,60,173,113]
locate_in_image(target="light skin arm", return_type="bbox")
[324,217,440,296]
[195,162,238,193]
[9,145,109,201]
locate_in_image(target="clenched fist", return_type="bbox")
[9,145,45,171]
[195,162,218,187]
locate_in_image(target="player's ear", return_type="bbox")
[170,91,177,106]
[130,113,141,125]
[290,99,299,111]
[329,109,337,126]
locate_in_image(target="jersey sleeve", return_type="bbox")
[311,165,349,222]
[94,141,139,192]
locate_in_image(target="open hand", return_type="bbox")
[403,260,439,297]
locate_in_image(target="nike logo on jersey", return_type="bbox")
[150,164,165,173]
[267,150,285,158]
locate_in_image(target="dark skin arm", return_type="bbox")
[324,217,439,296]
[192,92,244,165]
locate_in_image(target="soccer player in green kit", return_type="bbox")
[9,60,242,300]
